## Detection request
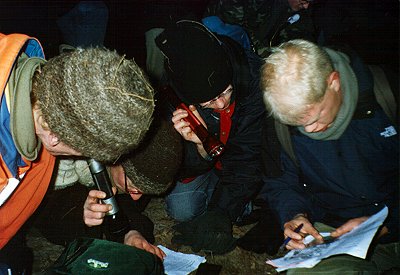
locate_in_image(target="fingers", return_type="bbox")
[331,216,368,238]
[171,109,188,127]
[142,242,166,260]
[283,225,306,250]
[172,109,190,135]
[188,105,207,127]
[124,230,166,260]
[171,108,202,144]
[85,189,106,204]
[158,247,167,260]
[180,124,192,138]
[283,216,323,250]
[83,189,112,227]
[304,223,324,244]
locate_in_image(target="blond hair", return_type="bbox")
[260,39,333,125]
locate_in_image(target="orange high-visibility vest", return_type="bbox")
[0,33,55,248]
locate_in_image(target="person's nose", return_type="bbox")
[214,97,226,109]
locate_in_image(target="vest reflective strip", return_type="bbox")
[0,171,27,206]
[0,177,20,206]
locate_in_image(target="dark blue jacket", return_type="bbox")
[262,49,399,243]
[265,111,398,241]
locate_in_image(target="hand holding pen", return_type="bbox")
[278,223,304,254]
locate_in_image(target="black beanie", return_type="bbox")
[156,20,232,104]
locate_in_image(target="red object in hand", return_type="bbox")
[161,85,225,159]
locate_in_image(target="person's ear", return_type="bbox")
[327,71,340,93]
[48,133,60,146]
[34,110,60,147]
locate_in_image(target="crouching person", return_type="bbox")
[153,20,271,255]
[0,33,154,273]
[260,39,399,273]
[83,117,182,260]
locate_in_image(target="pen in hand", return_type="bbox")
[278,223,304,254]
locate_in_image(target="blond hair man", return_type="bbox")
[260,39,399,273]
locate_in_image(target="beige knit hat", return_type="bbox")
[32,47,155,163]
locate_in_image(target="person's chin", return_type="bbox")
[316,126,329,133]
[42,145,56,155]
[220,104,229,111]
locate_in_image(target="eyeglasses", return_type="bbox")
[124,173,142,195]
[199,87,233,109]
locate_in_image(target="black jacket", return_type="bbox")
[177,37,266,221]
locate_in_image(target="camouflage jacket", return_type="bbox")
[204,0,315,57]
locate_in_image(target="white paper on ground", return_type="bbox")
[266,206,388,272]
[158,245,206,275]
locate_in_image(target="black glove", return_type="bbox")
[171,209,237,254]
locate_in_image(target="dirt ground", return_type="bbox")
[27,197,278,275]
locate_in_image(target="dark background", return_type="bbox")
[0,0,209,67]
[1,0,398,69]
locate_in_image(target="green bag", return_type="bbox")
[45,238,163,275]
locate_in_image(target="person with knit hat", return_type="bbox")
[83,116,183,260]
[0,33,154,273]
[153,20,280,255]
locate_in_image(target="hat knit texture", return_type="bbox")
[121,117,182,195]
[33,47,155,163]
[156,20,232,104]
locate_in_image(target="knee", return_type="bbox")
[165,192,207,222]
[167,204,202,222]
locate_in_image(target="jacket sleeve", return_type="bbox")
[210,78,265,221]
[176,140,215,179]
[262,150,312,227]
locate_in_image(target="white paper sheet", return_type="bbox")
[266,206,388,272]
[158,245,206,275]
